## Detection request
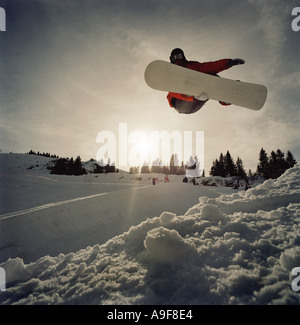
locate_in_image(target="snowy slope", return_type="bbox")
[0,154,236,264]
[0,153,55,174]
[0,157,299,305]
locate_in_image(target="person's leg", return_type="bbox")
[173,98,208,114]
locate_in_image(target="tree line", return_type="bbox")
[91,158,116,174]
[256,148,297,179]
[28,150,87,176]
[50,156,87,176]
[129,154,202,176]
[50,157,118,175]
[27,148,297,179]
[27,149,59,159]
[210,151,246,177]
[210,148,297,179]
[27,150,117,175]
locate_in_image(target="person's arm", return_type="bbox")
[191,58,245,74]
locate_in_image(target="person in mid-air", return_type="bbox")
[167,48,245,114]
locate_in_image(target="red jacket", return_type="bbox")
[167,59,231,107]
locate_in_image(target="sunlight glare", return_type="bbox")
[128,131,150,166]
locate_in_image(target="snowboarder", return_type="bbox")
[167,48,245,114]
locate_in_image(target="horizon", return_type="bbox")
[1,146,297,177]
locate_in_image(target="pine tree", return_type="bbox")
[257,148,270,179]
[269,150,284,178]
[210,153,226,177]
[129,166,140,174]
[141,163,151,173]
[210,154,226,177]
[170,154,178,175]
[248,169,253,178]
[67,157,74,175]
[178,161,186,175]
[186,156,196,169]
[151,158,161,173]
[218,153,226,177]
[105,160,116,174]
[224,151,236,176]
[51,158,68,175]
[185,156,202,177]
[73,156,86,175]
[210,159,217,176]
[276,149,289,172]
[162,165,169,175]
[286,150,297,168]
[236,157,246,177]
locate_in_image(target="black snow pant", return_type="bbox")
[171,98,208,114]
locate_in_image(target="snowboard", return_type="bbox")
[144,60,267,111]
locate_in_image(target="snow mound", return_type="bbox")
[1,165,300,305]
[144,227,197,263]
[186,165,300,216]
[0,153,55,174]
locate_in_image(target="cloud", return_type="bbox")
[1,0,299,167]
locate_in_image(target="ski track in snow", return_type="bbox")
[0,185,152,220]
[0,193,109,220]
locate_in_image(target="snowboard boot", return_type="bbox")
[195,92,209,101]
[219,101,232,106]
[219,80,241,106]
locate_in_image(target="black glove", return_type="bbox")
[229,58,245,67]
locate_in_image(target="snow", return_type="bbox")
[0,153,300,305]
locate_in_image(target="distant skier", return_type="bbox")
[167,48,245,114]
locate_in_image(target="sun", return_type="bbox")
[136,137,150,164]
[128,131,151,167]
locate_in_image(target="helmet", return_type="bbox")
[170,48,186,63]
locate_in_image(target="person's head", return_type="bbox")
[170,48,186,64]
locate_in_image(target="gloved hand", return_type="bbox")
[229,58,245,67]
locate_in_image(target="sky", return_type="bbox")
[0,0,299,173]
